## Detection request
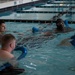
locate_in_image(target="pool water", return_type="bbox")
[5,21,75,75]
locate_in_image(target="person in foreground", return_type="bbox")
[0,34,25,75]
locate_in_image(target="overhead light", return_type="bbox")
[60,4,63,6]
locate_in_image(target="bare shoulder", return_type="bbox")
[0,50,14,60]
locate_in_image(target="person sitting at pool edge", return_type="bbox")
[0,34,25,75]
[57,34,75,46]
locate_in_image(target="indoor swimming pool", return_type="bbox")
[0,1,75,75]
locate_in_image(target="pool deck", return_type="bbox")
[0,0,35,9]
[0,0,46,13]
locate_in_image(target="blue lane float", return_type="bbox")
[0,46,27,71]
[14,46,27,60]
[64,20,69,27]
[32,27,39,33]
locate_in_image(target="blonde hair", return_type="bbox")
[1,34,16,47]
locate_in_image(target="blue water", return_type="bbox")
[5,21,75,75]
[1,1,75,75]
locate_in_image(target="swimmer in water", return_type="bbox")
[0,34,25,75]
[55,18,74,33]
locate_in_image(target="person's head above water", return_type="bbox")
[1,34,16,52]
[0,20,6,33]
[56,18,64,31]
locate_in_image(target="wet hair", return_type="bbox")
[1,34,16,47]
[0,20,5,25]
[56,18,64,31]
[56,18,63,24]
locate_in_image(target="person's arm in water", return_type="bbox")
[0,34,25,74]
[57,38,71,46]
